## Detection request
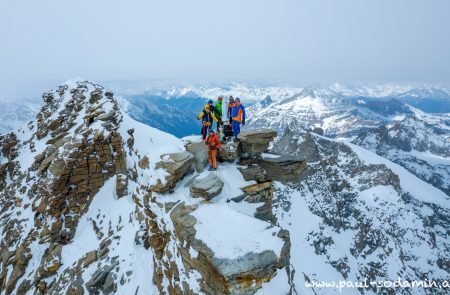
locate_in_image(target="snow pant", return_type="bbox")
[208,149,218,169]
[201,124,211,140]
[232,120,241,137]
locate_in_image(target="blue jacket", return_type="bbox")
[231,103,246,123]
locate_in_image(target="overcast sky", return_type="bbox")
[1,0,449,98]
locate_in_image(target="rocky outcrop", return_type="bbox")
[31,128,128,244]
[353,115,450,196]
[185,139,208,172]
[238,164,267,182]
[240,181,276,223]
[238,129,277,157]
[170,203,289,295]
[0,81,137,294]
[311,126,324,136]
[259,154,308,183]
[238,155,307,184]
[86,260,119,294]
[190,172,224,200]
[0,133,19,190]
[36,243,63,279]
[150,151,194,193]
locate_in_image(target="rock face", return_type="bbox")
[85,260,119,294]
[150,151,194,193]
[0,133,19,190]
[190,172,224,200]
[240,181,276,223]
[0,81,140,294]
[259,154,308,183]
[311,126,324,135]
[238,129,277,157]
[238,155,307,184]
[185,139,208,172]
[238,164,266,183]
[170,203,290,295]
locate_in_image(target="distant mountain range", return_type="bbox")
[0,99,41,135]
[1,84,450,138]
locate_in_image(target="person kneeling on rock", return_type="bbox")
[205,129,222,171]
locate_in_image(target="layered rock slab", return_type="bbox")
[238,129,277,157]
[239,154,308,183]
[190,172,224,200]
[170,202,289,295]
[184,139,208,173]
[150,151,194,193]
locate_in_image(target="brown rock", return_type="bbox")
[116,174,128,198]
[138,156,150,169]
[81,251,97,268]
[238,129,277,157]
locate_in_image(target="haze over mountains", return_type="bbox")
[1,83,450,137]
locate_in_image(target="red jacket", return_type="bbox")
[205,133,221,150]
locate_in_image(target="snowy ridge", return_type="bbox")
[0,80,290,294]
[246,86,388,138]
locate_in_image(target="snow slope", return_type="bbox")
[269,128,450,295]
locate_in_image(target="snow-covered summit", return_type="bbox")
[0,80,292,294]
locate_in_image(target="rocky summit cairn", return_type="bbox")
[238,129,277,157]
[190,172,224,200]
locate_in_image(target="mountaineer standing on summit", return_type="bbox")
[197,101,218,140]
[213,96,223,131]
[227,96,235,125]
[231,97,246,140]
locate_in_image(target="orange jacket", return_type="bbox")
[205,133,221,150]
[231,102,246,123]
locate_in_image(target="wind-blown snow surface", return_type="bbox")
[270,130,450,295]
